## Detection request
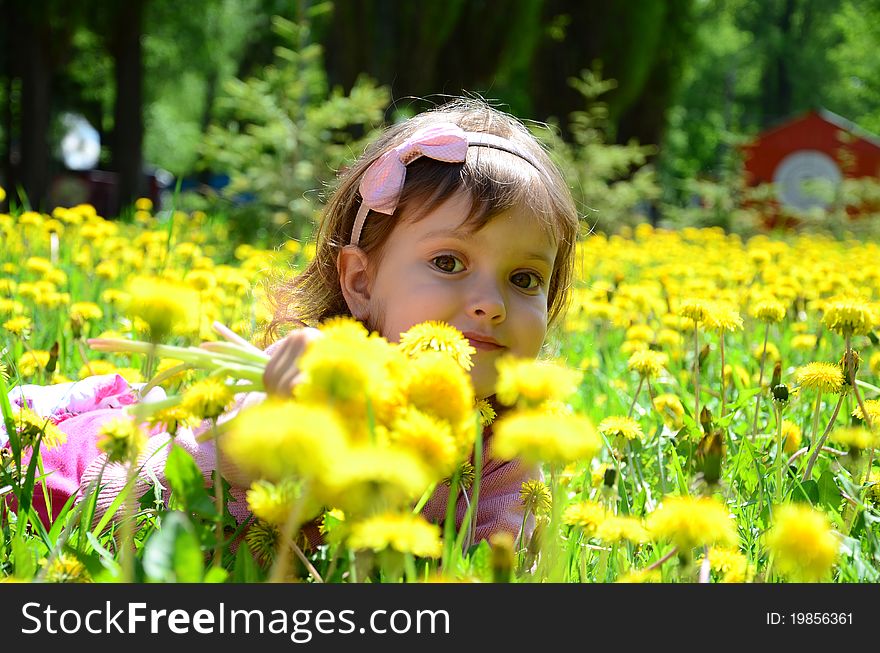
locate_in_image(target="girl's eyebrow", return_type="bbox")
[420,226,473,241]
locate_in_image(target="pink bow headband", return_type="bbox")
[349,123,543,246]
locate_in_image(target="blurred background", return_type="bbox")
[1,0,879,240]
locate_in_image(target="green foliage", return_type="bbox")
[544,68,660,233]
[197,14,390,241]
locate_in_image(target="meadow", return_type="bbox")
[1,196,879,583]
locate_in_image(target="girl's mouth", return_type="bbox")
[463,332,505,352]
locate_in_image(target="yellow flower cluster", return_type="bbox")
[764,504,839,582]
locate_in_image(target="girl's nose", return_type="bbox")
[469,281,506,323]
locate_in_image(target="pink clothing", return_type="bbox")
[3,373,536,545]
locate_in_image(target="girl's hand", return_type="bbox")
[262,327,323,398]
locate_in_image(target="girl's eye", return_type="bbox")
[432,255,464,273]
[511,271,542,290]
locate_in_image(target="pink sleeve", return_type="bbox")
[420,433,539,544]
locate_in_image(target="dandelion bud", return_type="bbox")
[489,532,515,583]
[771,383,789,404]
[770,361,782,389]
[839,349,861,385]
[603,466,617,488]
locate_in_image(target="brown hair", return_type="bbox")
[264,98,580,344]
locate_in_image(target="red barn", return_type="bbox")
[742,109,880,213]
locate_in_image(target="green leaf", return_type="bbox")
[791,479,819,505]
[143,511,205,583]
[232,544,261,582]
[165,446,216,517]
[467,539,493,583]
[817,470,841,510]
[203,566,229,583]
[12,536,38,580]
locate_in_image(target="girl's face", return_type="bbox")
[365,191,557,399]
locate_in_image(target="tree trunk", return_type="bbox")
[110,0,145,215]
[18,11,53,210]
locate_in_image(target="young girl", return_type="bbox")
[9,98,580,545]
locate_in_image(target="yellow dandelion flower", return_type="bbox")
[753,341,780,362]
[495,356,582,408]
[78,360,117,379]
[870,351,880,377]
[627,349,668,378]
[25,256,53,275]
[678,298,714,325]
[134,197,153,211]
[646,496,737,551]
[830,426,878,451]
[821,298,876,336]
[656,328,682,348]
[2,315,32,336]
[790,334,817,351]
[44,553,91,583]
[17,350,49,377]
[764,504,839,582]
[563,500,607,533]
[403,351,474,427]
[852,399,880,424]
[795,362,844,394]
[520,479,552,516]
[125,276,200,341]
[69,302,103,322]
[705,547,750,583]
[184,269,217,293]
[751,299,787,323]
[246,479,320,526]
[387,406,459,475]
[397,320,475,371]
[222,401,348,483]
[625,324,655,342]
[475,399,496,427]
[97,417,146,463]
[616,568,661,583]
[620,339,649,355]
[180,377,234,420]
[12,408,67,450]
[95,260,119,281]
[705,303,744,333]
[595,515,650,544]
[491,410,601,466]
[296,319,401,430]
[320,445,430,515]
[781,420,802,454]
[598,416,644,441]
[348,512,442,558]
[652,393,684,429]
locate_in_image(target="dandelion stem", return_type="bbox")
[751,323,770,442]
[774,404,785,503]
[693,325,700,423]
[802,394,844,482]
[627,376,644,419]
[719,334,726,419]
[211,419,225,568]
[646,546,678,571]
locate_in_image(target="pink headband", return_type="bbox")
[349,122,543,246]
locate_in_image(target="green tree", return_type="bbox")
[197,13,389,241]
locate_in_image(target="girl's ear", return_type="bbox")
[337,245,372,320]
